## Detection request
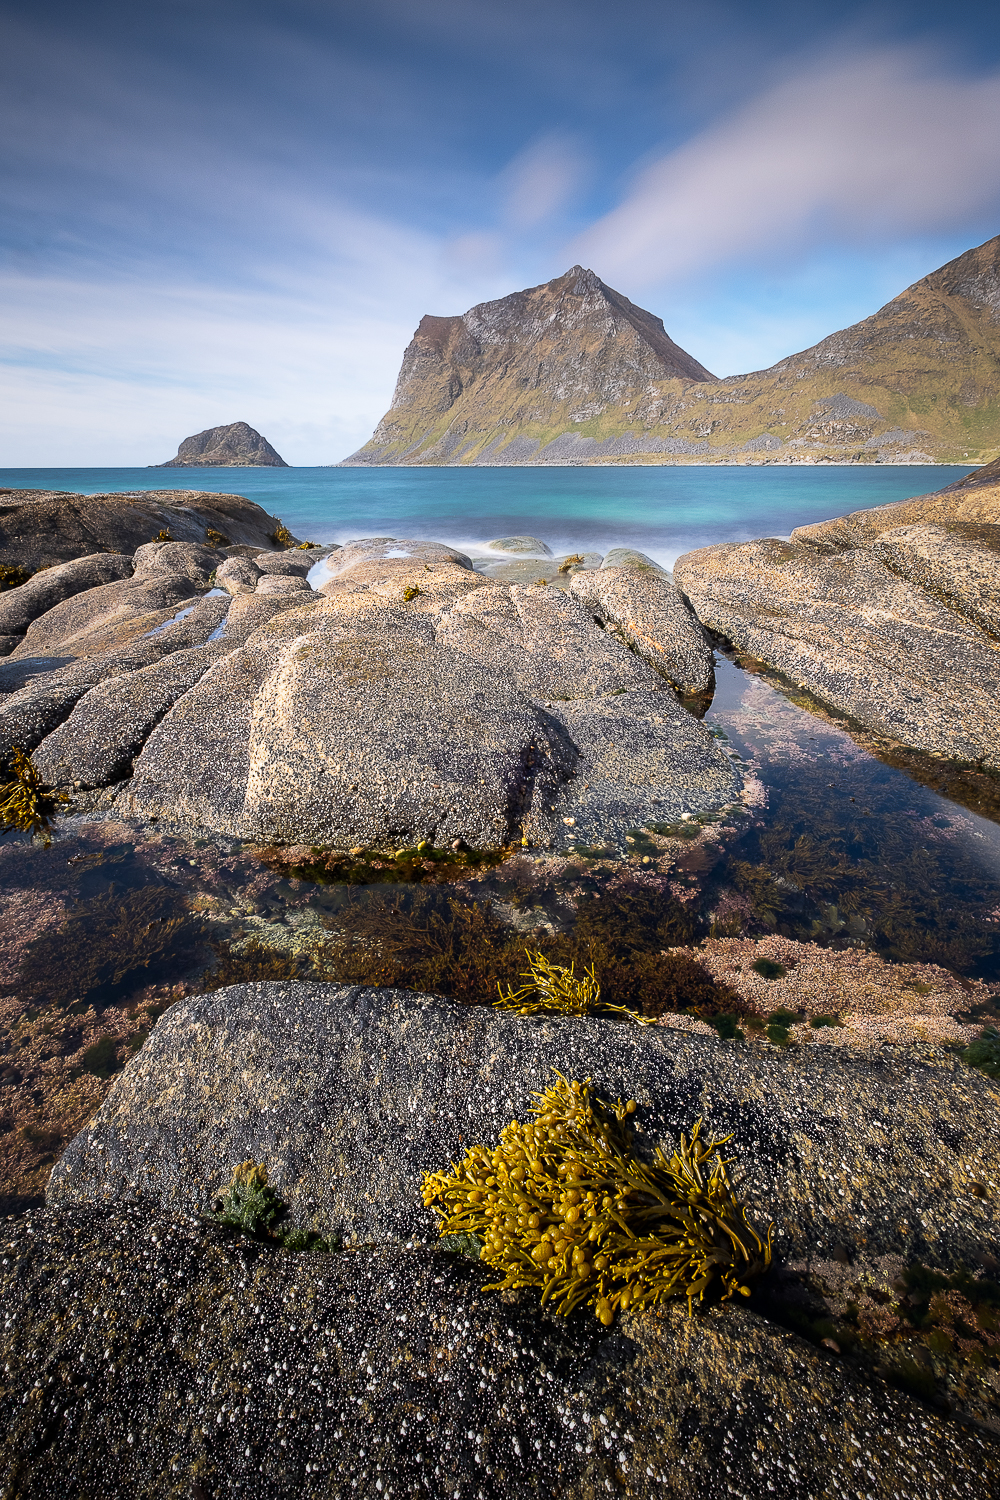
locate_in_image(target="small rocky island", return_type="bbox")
[157,419,289,467]
[0,467,999,1497]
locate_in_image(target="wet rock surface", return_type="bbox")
[48,982,1000,1270]
[5,1203,997,1500]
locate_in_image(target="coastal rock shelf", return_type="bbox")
[674,461,1000,768]
[1,519,737,852]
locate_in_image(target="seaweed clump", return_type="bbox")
[269,521,293,547]
[495,949,651,1025]
[422,1071,772,1326]
[20,885,203,1010]
[204,527,230,547]
[206,1161,334,1252]
[0,747,68,844]
[0,563,32,591]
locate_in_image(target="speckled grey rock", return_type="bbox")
[525,688,742,852]
[254,552,315,576]
[47,983,1000,1274]
[6,1204,996,1500]
[674,538,1000,767]
[31,642,233,789]
[437,583,662,700]
[571,565,715,694]
[326,537,474,576]
[255,574,313,595]
[132,539,224,584]
[0,552,134,640]
[239,605,570,847]
[484,535,553,556]
[872,522,1000,638]
[473,553,603,590]
[9,573,202,659]
[601,547,668,573]
[215,554,261,594]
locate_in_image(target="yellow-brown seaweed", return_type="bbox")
[0,748,68,845]
[495,948,651,1025]
[421,1071,772,1324]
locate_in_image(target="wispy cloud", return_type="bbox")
[572,45,1000,287]
[499,133,589,229]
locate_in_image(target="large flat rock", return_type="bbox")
[48,982,1000,1271]
[0,552,134,644]
[5,1203,996,1499]
[674,538,1000,766]
[872,522,1000,638]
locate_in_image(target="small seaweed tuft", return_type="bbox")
[269,521,293,547]
[962,1027,1000,1079]
[752,958,787,980]
[495,949,651,1025]
[402,583,421,601]
[206,1160,335,1252]
[0,563,32,591]
[0,747,68,844]
[153,529,173,543]
[205,527,230,547]
[422,1071,772,1325]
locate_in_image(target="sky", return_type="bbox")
[3,0,1000,466]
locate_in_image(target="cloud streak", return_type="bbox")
[573,45,1000,287]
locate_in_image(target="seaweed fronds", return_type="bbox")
[153,529,173,543]
[495,949,652,1025]
[422,1071,772,1325]
[0,748,68,845]
[962,1027,1000,1079]
[206,1160,335,1252]
[205,527,230,547]
[558,554,584,573]
[269,521,293,547]
[402,583,421,601]
[0,563,32,592]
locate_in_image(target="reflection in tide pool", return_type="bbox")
[704,655,1000,979]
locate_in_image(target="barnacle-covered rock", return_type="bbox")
[570,563,715,694]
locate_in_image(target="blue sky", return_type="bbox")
[3,0,1000,465]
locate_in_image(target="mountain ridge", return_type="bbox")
[344,237,1000,467]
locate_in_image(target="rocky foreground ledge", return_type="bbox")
[0,981,997,1498]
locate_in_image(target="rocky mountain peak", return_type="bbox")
[157,421,288,468]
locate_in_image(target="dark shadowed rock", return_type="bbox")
[0,553,134,647]
[0,488,302,571]
[32,642,233,789]
[156,419,289,467]
[5,1202,996,1499]
[48,982,1000,1269]
[571,565,715,694]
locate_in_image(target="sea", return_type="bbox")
[0,464,975,568]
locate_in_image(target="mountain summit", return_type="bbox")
[157,421,288,468]
[344,239,1000,466]
[343,266,716,466]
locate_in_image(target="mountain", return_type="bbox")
[157,421,288,467]
[343,238,1000,466]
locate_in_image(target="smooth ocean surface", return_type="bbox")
[0,465,973,568]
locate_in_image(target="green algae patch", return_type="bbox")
[422,1071,772,1326]
[206,1161,335,1253]
[962,1026,1000,1079]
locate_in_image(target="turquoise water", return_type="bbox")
[0,465,973,568]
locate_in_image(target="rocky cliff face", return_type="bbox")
[158,420,288,467]
[345,237,1000,467]
[343,266,718,467]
